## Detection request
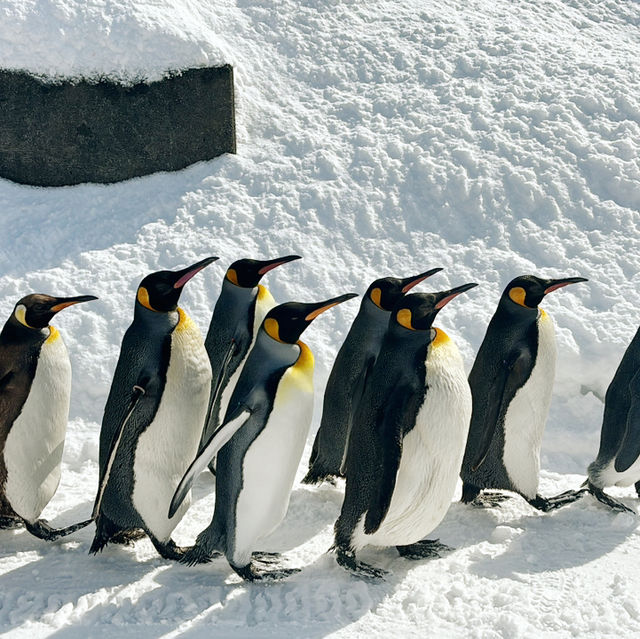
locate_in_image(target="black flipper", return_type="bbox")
[363,384,413,535]
[614,371,640,473]
[338,354,375,477]
[169,409,252,518]
[24,517,93,541]
[471,348,532,471]
[92,382,147,519]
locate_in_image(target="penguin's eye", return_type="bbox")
[32,304,45,312]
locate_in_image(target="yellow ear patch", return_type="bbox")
[226,268,239,286]
[396,308,414,330]
[508,286,527,307]
[431,327,450,347]
[264,318,282,342]
[14,304,33,328]
[370,287,383,308]
[137,286,154,311]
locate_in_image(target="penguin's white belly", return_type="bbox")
[133,312,212,541]
[4,331,71,523]
[232,364,313,566]
[594,456,640,488]
[354,337,471,550]
[502,312,556,499]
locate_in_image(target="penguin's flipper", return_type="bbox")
[363,386,413,535]
[92,383,148,519]
[201,337,240,446]
[471,348,532,471]
[169,409,251,518]
[614,371,640,473]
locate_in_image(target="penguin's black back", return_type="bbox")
[336,325,428,545]
[0,322,47,516]
[460,304,539,491]
[308,298,389,476]
[97,307,176,528]
[592,326,640,467]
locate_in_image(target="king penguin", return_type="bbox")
[460,274,588,511]
[199,255,301,459]
[170,292,358,581]
[303,268,442,485]
[585,325,640,513]
[333,284,477,579]
[0,293,97,540]
[90,257,217,560]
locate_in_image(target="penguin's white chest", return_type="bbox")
[502,311,556,499]
[4,329,71,523]
[231,343,314,566]
[132,311,212,541]
[355,335,472,550]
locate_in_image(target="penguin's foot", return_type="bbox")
[180,544,223,566]
[232,562,301,582]
[301,467,339,486]
[25,517,93,541]
[110,528,146,545]
[587,483,635,514]
[396,539,453,560]
[335,547,387,581]
[527,489,588,512]
[149,536,187,561]
[469,492,512,508]
[0,515,23,529]
[252,551,282,564]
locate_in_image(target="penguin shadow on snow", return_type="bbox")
[0,505,154,634]
[466,498,639,579]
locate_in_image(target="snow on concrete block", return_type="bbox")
[0,66,236,187]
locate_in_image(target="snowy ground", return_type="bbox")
[1,0,640,636]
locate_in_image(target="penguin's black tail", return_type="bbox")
[89,514,138,554]
[301,465,341,486]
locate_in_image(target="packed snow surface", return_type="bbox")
[1,0,640,636]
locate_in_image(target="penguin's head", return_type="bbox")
[263,293,358,344]
[136,256,218,313]
[366,268,443,311]
[503,274,588,310]
[12,293,98,329]
[225,255,301,288]
[393,283,478,331]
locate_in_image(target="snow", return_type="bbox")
[1,0,640,636]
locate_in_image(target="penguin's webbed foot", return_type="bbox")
[180,544,223,566]
[25,517,93,541]
[149,536,188,561]
[396,538,453,560]
[528,489,588,512]
[469,492,512,508]
[301,468,339,486]
[0,515,23,529]
[252,551,282,564]
[587,483,636,515]
[335,547,387,581]
[232,562,301,582]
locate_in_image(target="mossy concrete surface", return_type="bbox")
[0,66,235,186]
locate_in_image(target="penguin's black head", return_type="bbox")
[137,256,218,313]
[263,293,358,344]
[366,268,443,311]
[226,255,301,288]
[12,293,98,329]
[392,283,478,331]
[503,274,588,310]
